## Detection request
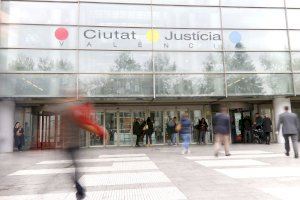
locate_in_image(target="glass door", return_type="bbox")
[105,111,117,145]
[165,110,177,144]
[150,111,164,144]
[189,110,201,144]
[37,112,59,149]
[90,111,104,146]
[119,111,132,146]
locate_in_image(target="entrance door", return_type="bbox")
[90,111,104,146]
[230,109,252,143]
[36,112,60,149]
[119,111,132,146]
[105,111,117,145]
[150,111,164,144]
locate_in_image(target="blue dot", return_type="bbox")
[229,31,241,44]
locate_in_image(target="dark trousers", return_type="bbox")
[283,134,299,156]
[199,131,206,144]
[265,132,271,144]
[66,147,84,195]
[146,133,152,145]
[135,134,141,146]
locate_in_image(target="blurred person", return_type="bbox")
[243,116,252,143]
[14,122,24,152]
[196,118,208,145]
[213,105,231,157]
[262,114,272,145]
[133,118,141,147]
[276,106,300,159]
[145,117,154,147]
[255,113,263,127]
[45,99,107,199]
[179,113,192,154]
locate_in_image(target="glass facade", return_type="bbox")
[0,0,299,99]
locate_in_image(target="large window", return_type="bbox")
[225,52,291,73]
[292,53,300,72]
[294,74,300,94]
[222,8,286,29]
[0,49,76,72]
[155,75,225,96]
[79,51,152,73]
[154,52,223,73]
[152,0,219,6]
[79,3,151,27]
[79,74,153,97]
[289,31,300,50]
[0,74,76,97]
[286,0,300,8]
[152,6,220,28]
[0,1,77,25]
[223,30,289,51]
[227,74,293,96]
[0,25,78,49]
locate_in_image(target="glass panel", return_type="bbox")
[0,49,76,72]
[225,52,291,72]
[223,30,289,51]
[0,74,76,97]
[287,9,300,29]
[189,110,202,144]
[155,74,225,96]
[152,6,220,28]
[105,112,117,145]
[165,110,177,144]
[294,74,300,94]
[227,74,293,96]
[292,52,300,72]
[79,27,152,50]
[203,105,213,143]
[119,112,132,146]
[286,0,300,8]
[222,8,286,29]
[80,3,151,27]
[152,0,219,6]
[154,52,223,73]
[79,74,153,97]
[90,111,104,146]
[221,0,284,7]
[149,111,164,144]
[153,29,222,51]
[0,25,78,49]
[290,31,300,50]
[79,51,152,73]
[1,1,77,25]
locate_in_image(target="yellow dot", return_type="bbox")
[146,29,160,43]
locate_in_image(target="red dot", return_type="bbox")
[55,27,68,41]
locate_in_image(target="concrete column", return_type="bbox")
[273,97,291,144]
[0,101,15,152]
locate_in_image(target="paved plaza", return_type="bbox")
[0,144,300,200]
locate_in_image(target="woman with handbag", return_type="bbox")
[14,122,25,152]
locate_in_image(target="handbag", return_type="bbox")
[143,125,149,131]
[175,124,182,132]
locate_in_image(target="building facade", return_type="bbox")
[1,0,300,152]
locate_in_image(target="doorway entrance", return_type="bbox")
[230,109,252,143]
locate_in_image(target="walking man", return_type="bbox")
[277,106,299,159]
[262,114,272,145]
[213,105,231,157]
[179,113,192,154]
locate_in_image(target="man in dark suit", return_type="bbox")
[277,106,300,159]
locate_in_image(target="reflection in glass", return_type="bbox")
[0,74,76,97]
[79,75,153,97]
[79,51,152,73]
[0,25,78,49]
[227,74,293,96]
[1,1,77,25]
[0,49,76,72]
[80,3,151,27]
[292,53,300,72]
[222,8,286,29]
[153,6,220,28]
[221,0,284,7]
[154,52,223,72]
[290,31,300,50]
[294,74,300,94]
[223,30,288,51]
[225,52,291,72]
[155,75,225,96]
